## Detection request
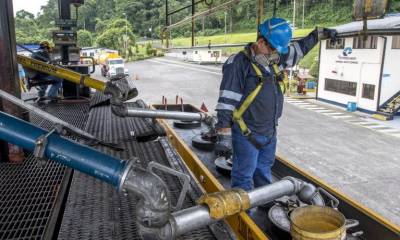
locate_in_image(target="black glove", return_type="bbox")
[317,27,338,43]
[214,132,232,158]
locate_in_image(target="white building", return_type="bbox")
[166,48,223,64]
[317,15,400,116]
[80,47,103,58]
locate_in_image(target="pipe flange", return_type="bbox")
[282,176,303,193]
[117,158,135,192]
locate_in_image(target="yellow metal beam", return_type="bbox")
[372,113,391,121]
[158,118,269,240]
[17,55,106,91]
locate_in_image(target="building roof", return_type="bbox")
[16,44,39,52]
[334,14,400,34]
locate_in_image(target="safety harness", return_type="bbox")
[232,50,287,149]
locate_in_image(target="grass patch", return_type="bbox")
[169,28,313,47]
[298,44,320,69]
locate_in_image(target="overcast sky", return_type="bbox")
[12,0,49,16]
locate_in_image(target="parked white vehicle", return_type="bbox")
[101,58,129,80]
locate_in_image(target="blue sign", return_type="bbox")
[343,47,352,56]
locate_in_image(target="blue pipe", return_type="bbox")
[0,111,127,187]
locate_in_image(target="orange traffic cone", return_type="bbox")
[200,102,208,112]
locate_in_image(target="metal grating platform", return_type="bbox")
[0,156,66,240]
[58,93,227,239]
[0,101,90,240]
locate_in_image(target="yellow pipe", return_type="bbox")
[17,55,106,91]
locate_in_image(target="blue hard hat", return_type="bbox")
[258,18,292,54]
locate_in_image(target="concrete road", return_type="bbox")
[93,57,400,227]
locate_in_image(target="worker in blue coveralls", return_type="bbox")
[215,18,337,191]
[31,41,63,100]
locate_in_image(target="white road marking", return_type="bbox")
[284,96,400,137]
[314,110,334,113]
[292,102,312,105]
[358,122,379,126]
[331,115,353,119]
[366,125,392,129]
[376,128,400,133]
[348,121,368,125]
[389,133,400,138]
[286,101,302,104]
[323,112,345,116]
[146,59,222,76]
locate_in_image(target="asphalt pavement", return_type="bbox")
[93,57,400,227]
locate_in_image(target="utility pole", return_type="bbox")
[224,11,227,43]
[293,0,296,29]
[257,0,264,38]
[273,0,277,17]
[302,0,305,29]
[123,13,128,57]
[165,0,169,48]
[191,0,195,47]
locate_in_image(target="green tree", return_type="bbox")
[96,21,135,53]
[309,61,319,77]
[15,12,46,44]
[36,0,58,29]
[77,29,93,47]
[16,10,34,19]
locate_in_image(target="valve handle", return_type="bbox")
[317,187,340,209]
[147,161,191,211]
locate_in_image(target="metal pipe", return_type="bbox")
[0,89,122,150]
[169,179,298,236]
[126,107,207,121]
[0,89,94,141]
[17,54,107,92]
[0,110,127,186]
[171,205,215,236]
[248,179,297,207]
[166,177,323,238]
[0,110,171,231]
[123,165,171,228]
[163,0,241,32]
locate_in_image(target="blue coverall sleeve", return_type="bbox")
[215,54,246,129]
[280,28,319,68]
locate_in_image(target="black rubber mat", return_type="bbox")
[89,90,110,109]
[0,101,90,240]
[58,92,228,239]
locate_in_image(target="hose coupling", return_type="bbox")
[197,189,250,220]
